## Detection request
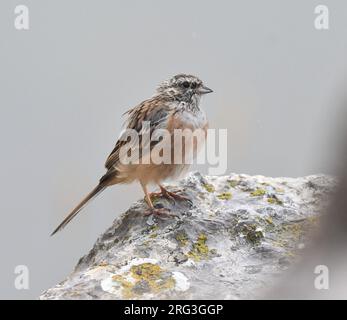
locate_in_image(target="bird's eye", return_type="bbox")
[191,82,197,89]
[182,81,190,88]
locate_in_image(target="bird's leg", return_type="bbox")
[158,184,191,203]
[140,182,171,217]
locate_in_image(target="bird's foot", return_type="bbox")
[160,187,192,204]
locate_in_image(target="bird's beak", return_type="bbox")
[199,85,213,95]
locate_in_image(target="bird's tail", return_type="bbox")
[51,184,106,236]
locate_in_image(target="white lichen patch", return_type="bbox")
[172,272,190,292]
[101,275,121,295]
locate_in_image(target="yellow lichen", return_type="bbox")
[175,232,189,246]
[203,183,215,193]
[111,262,177,299]
[282,223,303,238]
[228,180,240,188]
[112,274,134,299]
[266,215,320,261]
[150,225,159,231]
[130,263,175,292]
[143,240,150,246]
[269,220,308,253]
[151,196,160,205]
[146,224,159,237]
[187,234,210,261]
[267,197,283,205]
[265,217,274,225]
[242,225,264,244]
[130,263,162,281]
[250,189,266,197]
[217,192,232,200]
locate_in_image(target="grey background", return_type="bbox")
[0,0,346,299]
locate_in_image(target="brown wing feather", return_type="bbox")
[104,96,173,171]
[52,94,174,235]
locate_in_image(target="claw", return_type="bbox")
[165,190,191,202]
[159,186,192,205]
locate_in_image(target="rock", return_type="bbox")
[40,172,335,300]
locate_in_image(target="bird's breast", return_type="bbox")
[169,109,208,132]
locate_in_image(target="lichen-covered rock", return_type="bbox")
[40,172,335,300]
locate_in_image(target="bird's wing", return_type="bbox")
[52,97,174,235]
[104,96,174,172]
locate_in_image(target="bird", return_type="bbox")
[51,74,213,236]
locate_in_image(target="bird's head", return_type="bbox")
[157,74,213,102]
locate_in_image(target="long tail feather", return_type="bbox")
[51,184,106,236]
